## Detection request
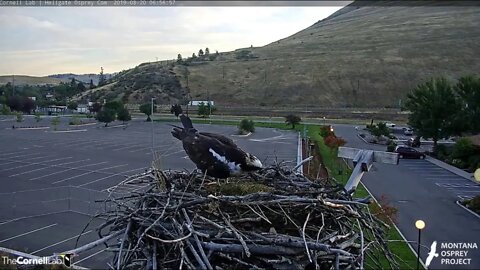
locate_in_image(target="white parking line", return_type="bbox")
[4,157,75,172]
[51,164,129,184]
[0,223,58,243]
[78,167,147,187]
[74,248,106,265]
[0,150,30,157]
[111,143,149,151]
[0,154,52,166]
[436,183,480,188]
[8,159,90,177]
[0,152,41,161]
[28,161,108,181]
[31,230,93,255]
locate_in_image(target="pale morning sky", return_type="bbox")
[0,1,349,76]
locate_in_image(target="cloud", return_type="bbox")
[0,4,347,76]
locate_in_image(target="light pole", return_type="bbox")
[323,116,326,126]
[415,220,425,270]
[151,97,156,160]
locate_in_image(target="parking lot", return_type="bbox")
[0,115,298,268]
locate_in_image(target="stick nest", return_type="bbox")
[91,165,398,270]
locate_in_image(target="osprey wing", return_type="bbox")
[200,132,237,148]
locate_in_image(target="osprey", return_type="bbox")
[171,114,263,178]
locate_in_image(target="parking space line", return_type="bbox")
[0,152,42,161]
[28,161,109,181]
[5,157,76,172]
[0,223,58,243]
[0,154,53,166]
[78,167,147,187]
[0,150,30,157]
[31,230,93,255]
[74,248,106,265]
[8,159,91,177]
[51,164,129,184]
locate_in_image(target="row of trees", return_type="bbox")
[92,101,131,127]
[405,75,480,149]
[177,48,220,64]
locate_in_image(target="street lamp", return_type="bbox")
[415,220,425,270]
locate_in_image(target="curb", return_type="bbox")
[357,133,377,145]
[231,132,252,137]
[12,126,50,130]
[47,129,87,133]
[455,201,480,220]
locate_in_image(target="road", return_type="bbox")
[333,124,480,270]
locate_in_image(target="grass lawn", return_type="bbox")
[155,116,419,269]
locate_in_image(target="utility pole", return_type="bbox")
[151,97,156,160]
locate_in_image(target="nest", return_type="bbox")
[88,165,398,270]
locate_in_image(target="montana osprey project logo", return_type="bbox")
[424,240,477,268]
[426,241,439,267]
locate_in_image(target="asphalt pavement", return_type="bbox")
[0,115,298,268]
[333,123,480,270]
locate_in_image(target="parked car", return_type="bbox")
[385,122,396,128]
[404,128,414,136]
[394,146,426,159]
[406,136,421,147]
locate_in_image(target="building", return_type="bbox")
[189,100,214,106]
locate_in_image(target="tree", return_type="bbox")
[21,97,35,114]
[104,101,124,113]
[98,67,106,87]
[117,107,131,124]
[89,102,102,114]
[205,48,210,55]
[70,78,76,88]
[170,104,183,117]
[455,75,480,133]
[89,79,95,89]
[198,49,204,57]
[285,114,301,129]
[67,101,78,111]
[139,102,156,121]
[177,54,183,63]
[239,118,255,134]
[77,82,86,92]
[405,77,461,150]
[192,53,197,59]
[96,108,116,127]
[197,102,216,118]
[6,95,22,112]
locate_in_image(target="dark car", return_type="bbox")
[394,146,426,159]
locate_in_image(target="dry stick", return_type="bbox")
[357,219,365,270]
[116,219,132,270]
[182,209,213,270]
[172,217,206,270]
[146,231,192,243]
[221,214,251,257]
[302,211,313,263]
[152,241,157,270]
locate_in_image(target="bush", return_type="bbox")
[319,125,334,138]
[238,118,255,134]
[34,112,42,122]
[464,195,480,214]
[284,114,301,129]
[117,107,132,123]
[451,138,476,160]
[386,140,397,152]
[15,113,23,122]
[1,105,11,115]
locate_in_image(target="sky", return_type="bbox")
[0,1,349,76]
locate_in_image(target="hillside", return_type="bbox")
[48,73,117,85]
[74,1,480,107]
[0,75,63,86]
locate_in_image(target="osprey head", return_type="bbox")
[245,153,263,170]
